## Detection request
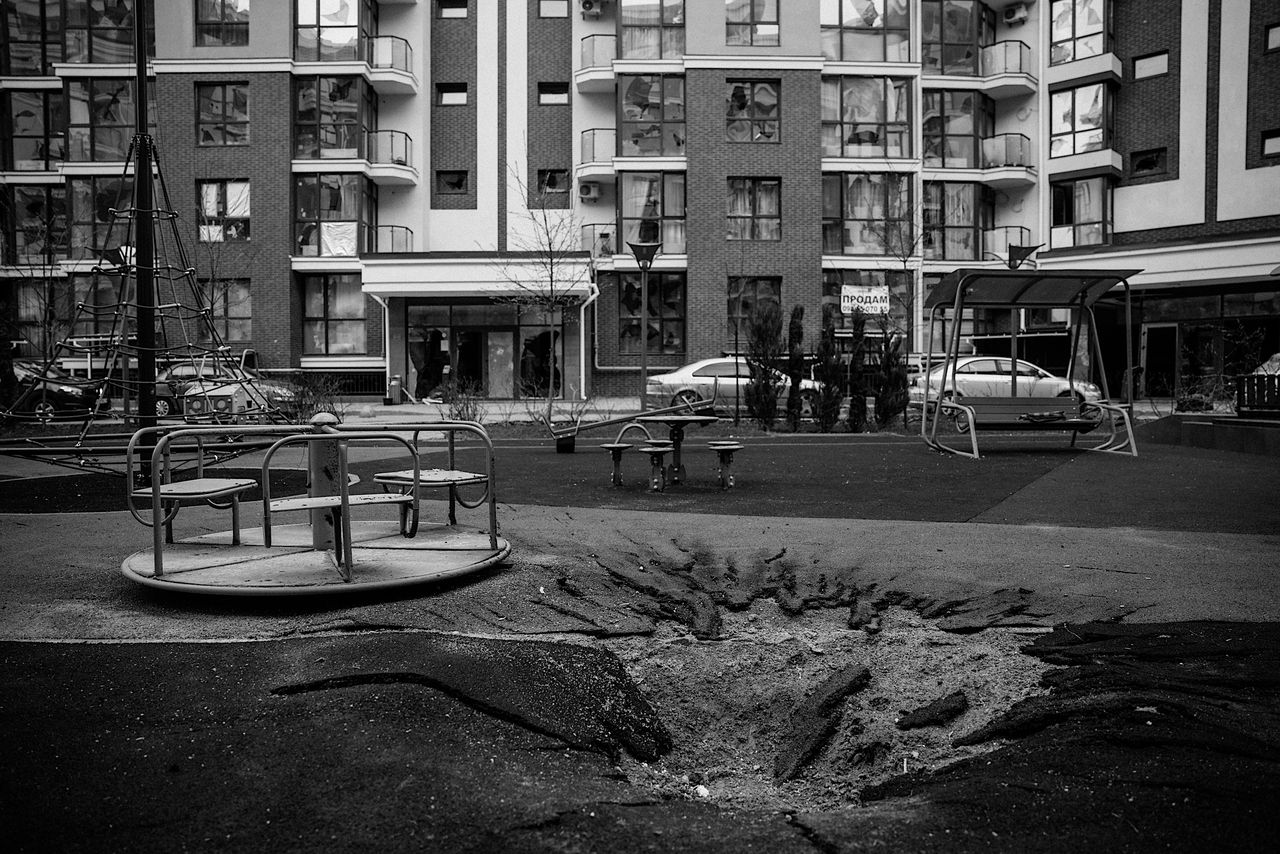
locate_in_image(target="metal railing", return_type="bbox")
[983,225,1032,259]
[579,34,617,69]
[581,223,617,258]
[368,129,412,166]
[580,128,617,163]
[367,35,412,73]
[980,40,1032,76]
[981,133,1032,167]
[372,225,414,253]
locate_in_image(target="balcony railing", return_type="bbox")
[368,129,412,166]
[580,128,617,163]
[984,226,1032,259]
[580,34,617,70]
[367,35,412,74]
[981,40,1032,76]
[981,134,1031,168]
[581,223,617,259]
[369,225,413,253]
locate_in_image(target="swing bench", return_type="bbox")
[922,267,1142,459]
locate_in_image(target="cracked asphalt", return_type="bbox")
[2,420,1279,852]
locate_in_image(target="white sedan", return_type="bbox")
[909,356,1103,406]
[645,357,820,417]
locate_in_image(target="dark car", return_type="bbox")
[11,360,109,422]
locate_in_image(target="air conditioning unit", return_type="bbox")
[581,0,603,18]
[578,181,601,201]
[1003,3,1029,25]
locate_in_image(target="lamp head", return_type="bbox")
[627,241,662,270]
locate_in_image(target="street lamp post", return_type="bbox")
[627,240,661,411]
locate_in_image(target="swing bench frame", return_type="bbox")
[921,267,1142,459]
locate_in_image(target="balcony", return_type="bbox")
[371,225,414,253]
[366,35,416,95]
[578,128,617,181]
[980,134,1035,188]
[366,130,417,185]
[581,223,617,262]
[576,35,617,93]
[979,41,1036,99]
[984,226,1033,261]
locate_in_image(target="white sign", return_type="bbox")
[841,284,890,314]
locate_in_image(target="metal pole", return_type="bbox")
[639,264,648,411]
[132,1,155,429]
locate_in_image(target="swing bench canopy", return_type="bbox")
[920,267,1143,459]
[925,268,1144,311]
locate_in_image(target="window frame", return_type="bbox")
[294,0,374,62]
[920,0,996,76]
[1049,0,1109,66]
[438,0,469,18]
[1263,130,1280,159]
[436,83,468,106]
[1267,23,1280,53]
[726,79,780,143]
[819,0,912,62]
[293,76,371,159]
[821,172,913,256]
[619,271,686,356]
[726,0,779,46]
[1132,51,1169,80]
[922,181,991,261]
[7,89,67,171]
[195,0,250,47]
[197,278,253,344]
[1049,83,1110,158]
[197,179,251,243]
[619,0,685,60]
[618,171,686,252]
[538,0,569,17]
[618,74,686,156]
[435,170,469,194]
[293,173,375,257]
[536,169,571,196]
[922,90,994,168]
[822,76,912,159]
[302,272,367,356]
[1130,147,1167,177]
[196,82,250,148]
[537,82,570,105]
[6,184,68,265]
[67,176,131,260]
[1050,176,1112,249]
[67,78,142,161]
[727,177,782,242]
[727,276,781,345]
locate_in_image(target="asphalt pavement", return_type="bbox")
[1,414,1278,852]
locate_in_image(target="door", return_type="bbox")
[1142,324,1177,397]
[453,329,486,394]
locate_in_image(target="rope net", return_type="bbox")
[1,136,295,473]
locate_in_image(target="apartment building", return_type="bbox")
[2,0,1278,403]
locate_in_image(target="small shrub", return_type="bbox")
[744,302,785,430]
[288,375,348,421]
[441,378,485,422]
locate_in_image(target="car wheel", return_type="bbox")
[154,397,172,418]
[672,390,700,409]
[33,400,56,423]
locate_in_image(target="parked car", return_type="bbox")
[909,356,1103,407]
[154,361,300,419]
[645,357,821,418]
[11,360,109,421]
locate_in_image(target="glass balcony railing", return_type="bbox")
[367,35,412,74]
[372,225,413,253]
[580,128,617,163]
[980,40,1032,76]
[581,223,617,258]
[984,225,1032,259]
[368,130,412,166]
[981,134,1031,168]
[580,34,617,70]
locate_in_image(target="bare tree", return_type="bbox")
[490,168,592,423]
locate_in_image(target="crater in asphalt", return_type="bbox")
[600,605,1054,810]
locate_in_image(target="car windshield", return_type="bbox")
[19,361,74,380]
